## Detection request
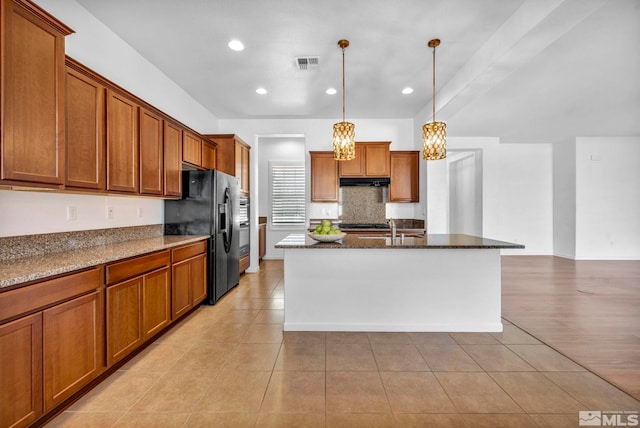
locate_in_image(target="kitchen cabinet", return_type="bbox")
[0,0,73,187]
[239,254,250,275]
[139,107,164,195]
[206,134,250,195]
[105,251,170,365]
[259,223,266,260]
[310,151,339,202]
[0,267,102,428]
[163,121,183,197]
[65,60,106,190]
[182,131,202,167]
[171,241,207,319]
[43,290,103,411]
[389,151,420,202]
[0,313,42,428]
[202,140,217,170]
[107,90,139,193]
[339,142,390,178]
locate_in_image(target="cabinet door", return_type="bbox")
[202,142,217,170]
[0,313,42,428]
[107,90,139,192]
[310,151,339,202]
[142,267,171,340]
[65,65,106,189]
[1,0,71,185]
[390,151,420,202]
[365,143,390,177]
[190,254,207,305]
[182,131,202,167]
[139,108,163,195]
[338,145,365,177]
[163,121,182,197]
[241,145,250,195]
[43,291,104,411]
[259,224,266,260]
[106,277,143,366]
[172,259,192,319]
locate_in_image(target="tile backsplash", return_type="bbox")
[340,187,387,224]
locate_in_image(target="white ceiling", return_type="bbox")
[75,0,640,138]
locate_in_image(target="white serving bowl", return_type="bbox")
[308,232,347,242]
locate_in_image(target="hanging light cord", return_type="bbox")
[341,46,346,122]
[432,44,436,123]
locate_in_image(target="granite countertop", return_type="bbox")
[275,233,525,250]
[0,235,208,289]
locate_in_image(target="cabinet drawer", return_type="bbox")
[0,267,102,324]
[106,250,170,285]
[172,241,207,263]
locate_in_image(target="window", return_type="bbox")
[271,162,305,227]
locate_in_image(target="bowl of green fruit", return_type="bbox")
[309,219,346,242]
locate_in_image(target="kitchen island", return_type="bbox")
[275,233,524,332]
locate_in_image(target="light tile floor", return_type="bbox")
[47,260,640,427]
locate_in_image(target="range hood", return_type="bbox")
[339,177,390,187]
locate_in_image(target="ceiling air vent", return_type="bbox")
[296,56,319,71]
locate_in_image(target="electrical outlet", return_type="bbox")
[137,207,143,218]
[66,206,77,221]
[106,206,114,219]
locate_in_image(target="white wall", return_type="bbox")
[256,136,306,260]
[0,190,162,237]
[553,140,577,258]
[575,137,640,260]
[427,137,554,255]
[3,1,220,238]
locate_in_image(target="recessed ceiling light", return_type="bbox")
[228,39,244,51]
[256,87,267,95]
[402,87,414,95]
[326,88,337,95]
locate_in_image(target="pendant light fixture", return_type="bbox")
[333,39,355,161]
[422,38,447,160]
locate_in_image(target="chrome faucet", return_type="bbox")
[388,218,397,240]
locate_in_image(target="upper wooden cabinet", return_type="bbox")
[106,90,139,193]
[0,0,73,186]
[389,151,420,203]
[339,142,390,178]
[202,141,217,170]
[65,60,106,190]
[139,107,164,195]
[310,151,339,202]
[182,131,202,167]
[163,121,183,197]
[206,134,250,195]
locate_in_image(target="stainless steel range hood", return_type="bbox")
[339,177,390,187]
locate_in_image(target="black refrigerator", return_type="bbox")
[164,170,240,304]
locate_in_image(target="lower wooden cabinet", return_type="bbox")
[0,267,102,428]
[171,242,207,319]
[105,251,171,366]
[259,223,266,260]
[0,313,42,428]
[106,276,144,366]
[43,291,104,411]
[239,254,250,274]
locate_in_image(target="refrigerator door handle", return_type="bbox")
[223,187,233,254]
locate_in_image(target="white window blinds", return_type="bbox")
[271,163,305,226]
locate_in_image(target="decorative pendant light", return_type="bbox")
[422,39,447,160]
[333,39,355,161]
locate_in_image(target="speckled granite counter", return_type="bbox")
[0,235,208,289]
[276,233,524,249]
